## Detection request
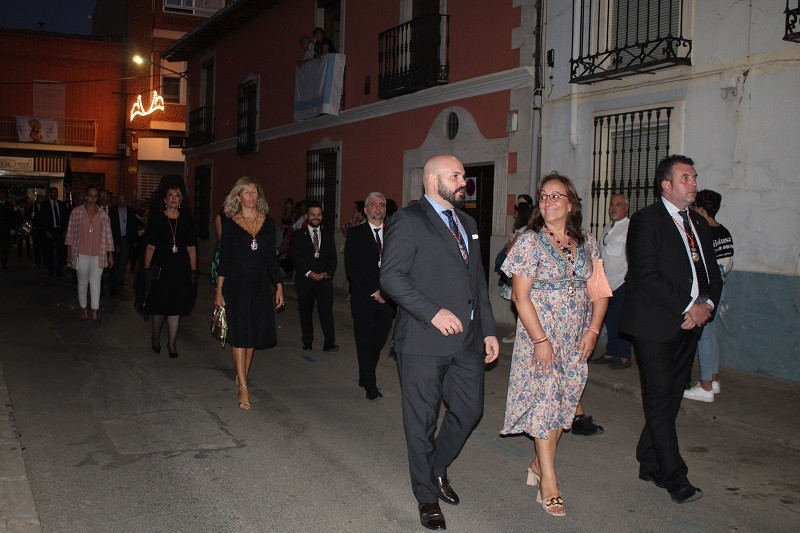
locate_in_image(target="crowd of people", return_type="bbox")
[0,151,733,529]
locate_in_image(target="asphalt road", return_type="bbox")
[1,267,798,532]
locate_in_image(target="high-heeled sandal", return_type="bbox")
[526,467,541,487]
[537,489,566,517]
[80,308,89,321]
[238,385,251,410]
[91,310,101,323]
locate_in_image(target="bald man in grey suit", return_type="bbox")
[381,154,499,531]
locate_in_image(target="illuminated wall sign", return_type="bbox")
[130,91,166,121]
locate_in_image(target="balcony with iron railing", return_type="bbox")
[378,14,450,99]
[187,105,213,148]
[0,115,97,151]
[785,1,800,42]
[570,0,691,84]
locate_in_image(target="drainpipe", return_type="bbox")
[529,0,544,195]
[570,0,580,150]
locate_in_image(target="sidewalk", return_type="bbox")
[1,252,798,530]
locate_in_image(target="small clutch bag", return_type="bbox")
[210,305,228,347]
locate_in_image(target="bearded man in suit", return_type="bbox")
[380,154,498,531]
[621,154,722,504]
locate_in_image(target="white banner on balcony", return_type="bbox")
[16,116,58,144]
[294,53,346,121]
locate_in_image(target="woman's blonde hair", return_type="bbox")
[223,176,269,218]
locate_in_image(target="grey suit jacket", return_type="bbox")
[380,196,496,356]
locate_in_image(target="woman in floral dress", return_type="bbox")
[501,173,611,517]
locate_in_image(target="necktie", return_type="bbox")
[679,210,710,301]
[312,229,320,253]
[443,210,469,267]
[52,201,60,227]
[374,227,382,254]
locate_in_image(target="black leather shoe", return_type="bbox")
[591,355,614,364]
[570,414,604,436]
[638,471,665,488]
[610,358,632,369]
[366,389,383,400]
[436,475,459,505]
[322,344,339,352]
[670,482,703,503]
[418,502,446,530]
[302,344,313,351]
[169,351,178,359]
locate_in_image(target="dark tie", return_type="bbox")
[312,229,320,253]
[374,227,382,254]
[52,201,60,227]
[679,209,710,301]
[443,210,469,267]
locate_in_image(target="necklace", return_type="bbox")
[167,215,178,253]
[86,206,97,233]
[545,224,577,295]
[242,213,259,251]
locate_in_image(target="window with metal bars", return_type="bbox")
[305,147,339,230]
[236,79,258,155]
[588,106,672,239]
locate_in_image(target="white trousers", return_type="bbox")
[77,254,102,310]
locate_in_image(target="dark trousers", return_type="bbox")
[397,324,485,503]
[296,280,335,347]
[33,232,45,267]
[603,282,632,358]
[634,330,699,491]
[112,239,131,291]
[0,237,8,268]
[353,306,394,391]
[16,232,31,257]
[44,229,65,275]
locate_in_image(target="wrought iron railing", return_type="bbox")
[306,147,339,230]
[187,105,213,147]
[589,107,672,240]
[0,116,96,147]
[378,14,450,99]
[785,1,800,42]
[571,0,691,84]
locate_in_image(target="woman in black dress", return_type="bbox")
[143,186,198,358]
[214,177,284,409]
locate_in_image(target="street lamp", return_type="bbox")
[132,54,188,78]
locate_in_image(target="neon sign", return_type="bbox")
[130,91,165,121]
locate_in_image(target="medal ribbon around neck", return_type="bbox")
[167,215,178,253]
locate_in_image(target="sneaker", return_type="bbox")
[570,414,604,436]
[501,332,516,344]
[712,381,720,394]
[683,383,714,403]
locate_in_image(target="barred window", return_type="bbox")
[588,106,673,239]
[236,79,258,155]
[161,60,185,104]
[305,147,339,230]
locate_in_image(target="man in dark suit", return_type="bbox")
[344,192,395,400]
[31,194,46,268]
[0,189,13,268]
[290,201,338,351]
[621,154,723,504]
[41,187,67,276]
[380,155,498,531]
[109,193,138,294]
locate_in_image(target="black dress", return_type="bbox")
[218,216,282,349]
[146,211,198,316]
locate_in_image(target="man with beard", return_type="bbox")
[345,192,395,400]
[380,154,498,530]
[290,201,338,351]
[42,187,67,276]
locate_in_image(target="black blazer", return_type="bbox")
[380,196,496,357]
[344,222,395,315]
[290,225,337,294]
[109,206,139,247]
[620,199,723,342]
[40,199,67,232]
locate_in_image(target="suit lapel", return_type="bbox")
[420,197,465,264]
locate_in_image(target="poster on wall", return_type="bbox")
[15,116,58,144]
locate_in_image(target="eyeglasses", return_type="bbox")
[538,192,567,203]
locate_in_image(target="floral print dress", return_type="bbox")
[500,229,604,439]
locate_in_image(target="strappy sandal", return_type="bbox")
[238,385,251,410]
[526,467,541,487]
[537,489,566,517]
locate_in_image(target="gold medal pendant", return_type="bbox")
[691,247,700,262]
[172,245,178,253]
[314,251,320,258]
[251,237,258,251]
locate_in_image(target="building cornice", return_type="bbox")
[183,67,534,157]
